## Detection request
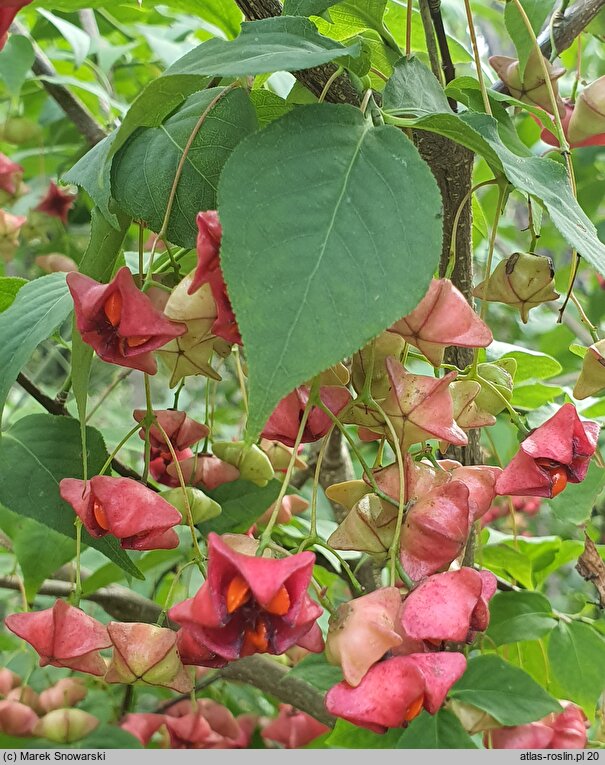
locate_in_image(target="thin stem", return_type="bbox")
[570,34,582,101]
[570,293,600,342]
[143,84,239,291]
[258,389,316,553]
[462,0,491,114]
[318,66,343,103]
[472,373,530,435]
[405,0,414,58]
[479,184,507,322]
[98,424,140,476]
[446,179,498,278]
[86,369,132,422]
[72,519,83,607]
[154,419,205,569]
[137,223,145,288]
[313,540,363,595]
[157,560,197,626]
[141,374,154,485]
[310,427,334,538]
[233,346,248,415]
[372,400,407,586]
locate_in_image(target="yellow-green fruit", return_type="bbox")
[160,487,221,525]
[33,709,99,744]
[213,441,274,487]
[0,117,43,145]
[351,331,406,399]
[475,359,516,415]
[573,339,605,400]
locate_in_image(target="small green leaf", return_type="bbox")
[383,56,451,117]
[202,479,282,534]
[0,414,142,578]
[112,88,257,248]
[396,709,478,749]
[218,103,443,437]
[250,89,294,128]
[0,273,73,419]
[63,135,118,228]
[547,462,605,525]
[166,16,360,77]
[0,36,34,95]
[283,0,340,15]
[37,8,91,68]
[487,591,556,646]
[486,341,562,382]
[451,655,561,725]
[512,382,564,409]
[478,540,534,589]
[287,652,344,693]
[569,343,589,358]
[504,0,553,77]
[0,277,27,312]
[548,621,605,715]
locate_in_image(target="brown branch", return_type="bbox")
[16,372,140,481]
[10,20,107,146]
[0,574,333,725]
[493,0,605,92]
[234,0,360,104]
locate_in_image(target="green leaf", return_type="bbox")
[166,16,360,78]
[548,621,605,715]
[283,0,340,15]
[218,103,443,437]
[0,273,73,419]
[569,343,589,358]
[0,277,27,312]
[476,540,534,589]
[450,655,561,725]
[0,414,142,579]
[37,8,91,68]
[396,709,478,749]
[202,479,282,534]
[112,87,257,248]
[486,591,556,646]
[486,340,562,382]
[250,89,294,128]
[383,56,451,117]
[287,652,344,693]
[313,0,400,52]
[0,36,34,95]
[0,505,75,601]
[462,114,605,276]
[546,462,605,524]
[325,719,403,748]
[512,381,564,409]
[71,208,131,432]
[63,135,118,228]
[81,548,181,596]
[504,0,553,77]
[75,725,142,749]
[107,74,212,163]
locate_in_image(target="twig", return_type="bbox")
[10,21,106,146]
[16,372,140,481]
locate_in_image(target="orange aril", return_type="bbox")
[92,499,110,531]
[125,335,151,348]
[403,694,424,722]
[226,575,251,613]
[264,585,291,616]
[103,292,122,327]
[243,619,268,653]
[536,459,568,497]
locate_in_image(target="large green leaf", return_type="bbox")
[325,720,402,748]
[485,341,561,382]
[462,114,605,275]
[486,591,556,646]
[548,621,605,714]
[0,414,142,579]
[283,0,340,15]
[504,0,553,77]
[107,74,210,163]
[165,16,361,77]
[202,479,282,534]
[112,87,257,248]
[450,655,561,725]
[396,710,478,749]
[313,0,400,52]
[0,273,73,419]
[546,462,605,525]
[0,35,34,96]
[218,103,443,437]
[0,504,75,601]
[63,135,118,227]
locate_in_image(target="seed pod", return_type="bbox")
[160,487,222,525]
[475,359,516,415]
[568,76,605,145]
[351,331,406,399]
[473,252,559,322]
[33,709,98,744]
[212,441,274,487]
[489,50,565,114]
[573,339,605,400]
[328,493,397,559]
